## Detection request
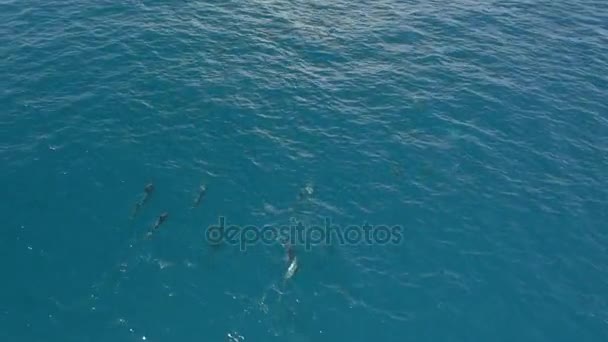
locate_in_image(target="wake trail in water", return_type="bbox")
[226,185,314,338]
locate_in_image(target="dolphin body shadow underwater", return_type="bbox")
[192,184,207,208]
[130,183,155,219]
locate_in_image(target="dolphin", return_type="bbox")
[130,183,155,219]
[297,183,314,201]
[145,212,168,239]
[153,212,168,230]
[284,256,299,280]
[192,184,207,208]
[286,242,295,264]
[283,242,298,280]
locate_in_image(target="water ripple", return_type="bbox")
[2,0,608,341]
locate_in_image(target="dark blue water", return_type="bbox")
[2,1,608,341]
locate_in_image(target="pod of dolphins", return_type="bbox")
[129,181,311,280]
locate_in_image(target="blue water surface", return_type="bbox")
[1,0,608,341]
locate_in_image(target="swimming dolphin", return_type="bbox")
[297,183,314,201]
[130,183,155,219]
[284,256,299,280]
[153,212,168,230]
[145,212,168,239]
[285,242,295,264]
[282,241,298,280]
[144,183,154,195]
[192,184,207,208]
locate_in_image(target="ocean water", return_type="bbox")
[2,0,608,341]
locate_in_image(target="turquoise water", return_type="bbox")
[2,0,608,341]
